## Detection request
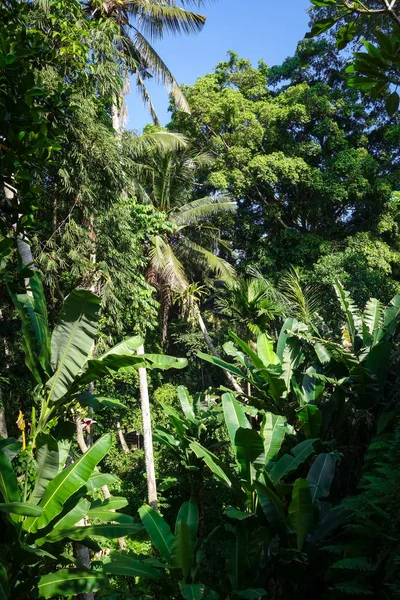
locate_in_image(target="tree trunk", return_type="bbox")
[0,309,9,438]
[161,288,172,349]
[0,387,8,439]
[196,309,244,395]
[137,343,158,510]
[117,421,130,453]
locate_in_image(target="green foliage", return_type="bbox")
[0,431,144,600]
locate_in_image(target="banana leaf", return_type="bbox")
[46,289,100,404]
[24,434,112,533]
[287,478,313,551]
[37,569,108,599]
[139,504,174,563]
[30,433,59,505]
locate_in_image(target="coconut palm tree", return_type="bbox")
[86,0,209,123]
[136,143,236,342]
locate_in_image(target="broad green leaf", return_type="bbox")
[144,354,188,370]
[161,402,188,436]
[179,583,205,600]
[257,334,279,366]
[281,337,303,396]
[38,498,91,544]
[139,504,174,562]
[297,405,321,438]
[103,552,162,579]
[24,434,112,533]
[30,433,59,505]
[306,16,339,38]
[73,355,147,387]
[86,472,119,492]
[229,333,265,370]
[226,526,247,592]
[386,91,399,116]
[307,453,336,502]
[189,441,237,489]
[302,366,325,404]
[235,428,265,475]
[37,570,108,599]
[236,590,267,600]
[0,451,19,504]
[0,562,9,600]
[223,341,248,368]
[175,501,198,546]
[256,365,286,403]
[47,289,100,404]
[287,479,313,550]
[270,439,318,485]
[90,497,128,511]
[197,351,250,381]
[276,318,298,361]
[48,523,142,542]
[0,502,43,516]
[77,392,126,411]
[336,21,356,50]
[0,438,22,462]
[53,421,75,472]
[261,413,287,464]
[87,511,134,524]
[222,393,250,447]
[170,519,193,576]
[255,482,286,538]
[314,342,331,365]
[100,336,142,357]
[224,507,251,520]
[178,386,195,421]
[363,298,383,346]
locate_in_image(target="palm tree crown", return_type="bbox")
[86,0,209,121]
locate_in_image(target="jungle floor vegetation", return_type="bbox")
[1,0,400,599]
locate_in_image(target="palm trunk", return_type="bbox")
[196,308,244,395]
[161,289,172,348]
[137,343,158,510]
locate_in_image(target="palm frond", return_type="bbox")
[170,196,236,227]
[135,70,160,124]
[180,237,235,282]
[124,1,206,38]
[279,266,324,322]
[131,29,190,112]
[149,235,188,291]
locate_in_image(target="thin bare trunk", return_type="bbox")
[196,308,244,395]
[137,343,158,510]
[0,388,7,439]
[0,309,9,438]
[117,421,130,453]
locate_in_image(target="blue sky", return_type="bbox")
[125,0,311,131]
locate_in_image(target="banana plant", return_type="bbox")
[289,283,400,410]
[154,385,224,484]
[190,393,339,560]
[105,500,219,600]
[9,273,187,440]
[198,328,323,439]
[0,431,146,600]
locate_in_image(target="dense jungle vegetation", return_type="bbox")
[1,1,400,599]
